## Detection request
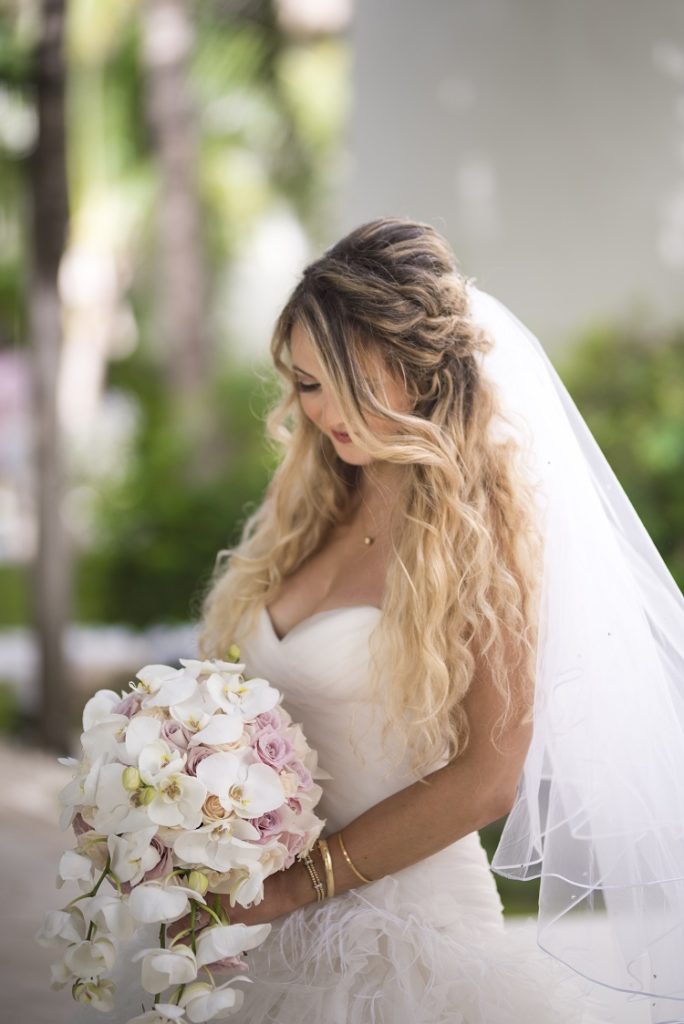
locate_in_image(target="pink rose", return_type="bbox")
[254,709,281,731]
[287,796,303,814]
[288,758,313,791]
[161,720,192,751]
[249,808,283,843]
[185,745,214,776]
[280,831,307,868]
[112,693,142,718]
[142,838,173,882]
[254,728,294,771]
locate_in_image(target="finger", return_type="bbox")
[166,917,187,940]
[167,908,210,941]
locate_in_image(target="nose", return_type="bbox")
[321,391,347,435]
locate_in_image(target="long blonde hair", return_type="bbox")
[199,217,544,778]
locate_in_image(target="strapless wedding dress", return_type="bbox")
[69,604,629,1023]
[217,604,621,1024]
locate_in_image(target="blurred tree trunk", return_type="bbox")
[28,0,72,753]
[142,0,209,399]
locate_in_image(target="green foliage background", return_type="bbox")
[0,0,681,917]
[76,355,280,627]
[77,314,684,629]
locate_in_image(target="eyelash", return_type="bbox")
[294,381,320,393]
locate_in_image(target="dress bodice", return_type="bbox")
[236,605,448,831]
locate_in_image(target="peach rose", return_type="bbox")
[202,794,231,822]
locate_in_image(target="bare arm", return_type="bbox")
[282,627,534,911]
[169,628,533,936]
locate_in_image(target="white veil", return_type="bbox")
[467,284,684,1024]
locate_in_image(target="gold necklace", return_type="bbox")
[358,499,377,547]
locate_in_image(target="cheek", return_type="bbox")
[366,392,411,434]
[299,393,321,423]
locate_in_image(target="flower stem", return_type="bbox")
[91,854,112,897]
[66,853,114,917]
[203,902,224,927]
[169,898,224,947]
[212,892,230,925]
[160,867,189,884]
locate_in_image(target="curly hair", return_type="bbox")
[198,216,544,779]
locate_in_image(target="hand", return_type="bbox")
[166,862,311,943]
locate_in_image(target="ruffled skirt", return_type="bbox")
[220,832,620,1024]
[65,831,630,1024]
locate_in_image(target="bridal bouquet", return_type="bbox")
[36,645,327,1021]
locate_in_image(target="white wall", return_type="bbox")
[338,0,684,348]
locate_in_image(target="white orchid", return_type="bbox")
[132,663,184,697]
[206,673,279,719]
[124,715,163,763]
[180,657,245,676]
[172,819,260,873]
[91,763,155,834]
[58,754,105,830]
[73,977,116,1011]
[139,739,187,785]
[75,827,109,871]
[169,688,217,733]
[126,1003,187,1024]
[108,826,160,884]
[82,689,122,731]
[56,848,96,889]
[220,859,267,908]
[142,667,199,708]
[44,655,326,1021]
[179,977,251,1022]
[146,772,206,829]
[249,839,289,878]
[127,881,206,924]
[195,922,271,967]
[80,890,137,940]
[35,908,86,949]
[196,752,284,819]
[63,934,117,977]
[49,956,76,990]
[186,713,244,749]
[132,943,198,994]
[80,714,131,765]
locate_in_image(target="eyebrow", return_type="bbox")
[292,364,317,378]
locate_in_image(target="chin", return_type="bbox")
[335,449,370,465]
[330,441,372,466]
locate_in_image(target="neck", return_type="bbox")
[353,462,404,535]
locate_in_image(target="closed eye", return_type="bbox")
[294,381,320,393]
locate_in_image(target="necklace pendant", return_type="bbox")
[363,535,375,546]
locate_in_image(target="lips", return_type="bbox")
[332,430,352,443]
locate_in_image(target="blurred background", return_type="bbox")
[1,0,683,1019]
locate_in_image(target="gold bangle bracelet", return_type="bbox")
[297,850,326,902]
[337,830,373,884]
[316,837,335,899]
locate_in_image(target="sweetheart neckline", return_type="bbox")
[261,602,382,643]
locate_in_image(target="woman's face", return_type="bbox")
[289,320,411,465]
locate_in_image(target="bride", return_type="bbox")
[157,217,682,1024]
